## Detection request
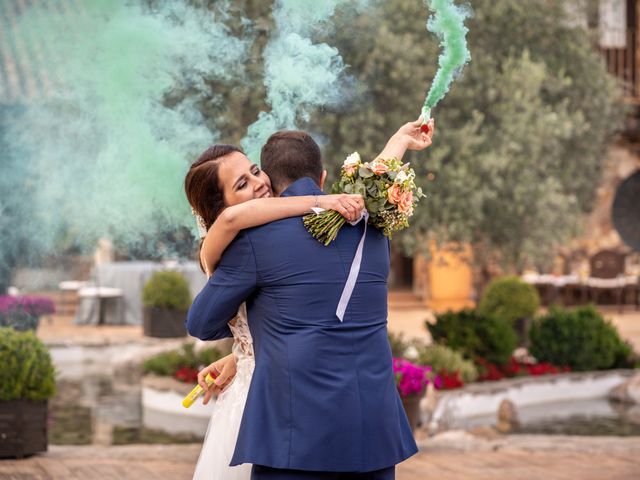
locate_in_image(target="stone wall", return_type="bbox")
[561,140,640,273]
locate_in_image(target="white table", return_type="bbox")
[76,287,124,325]
[74,262,206,325]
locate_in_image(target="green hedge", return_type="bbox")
[479,276,540,324]
[142,271,191,311]
[143,343,223,377]
[416,344,478,383]
[427,309,517,365]
[0,327,56,400]
[529,305,634,371]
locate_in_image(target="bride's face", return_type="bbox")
[217,151,273,207]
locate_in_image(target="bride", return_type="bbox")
[184,118,434,480]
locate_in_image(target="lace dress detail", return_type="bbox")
[228,303,254,361]
[192,303,255,480]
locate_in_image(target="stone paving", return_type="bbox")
[1,433,639,480]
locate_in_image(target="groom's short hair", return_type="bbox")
[261,131,323,194]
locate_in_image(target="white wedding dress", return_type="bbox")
[192,303,254,480]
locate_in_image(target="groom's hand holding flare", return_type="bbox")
[198,353,237,405]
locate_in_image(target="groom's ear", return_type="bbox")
[319,170,327,190]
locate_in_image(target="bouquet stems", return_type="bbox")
[303,210,346,246]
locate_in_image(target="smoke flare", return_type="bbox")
[421,0,472,119]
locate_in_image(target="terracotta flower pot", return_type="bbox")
[401,392,423,432]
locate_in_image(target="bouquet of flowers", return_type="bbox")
[304,152,424,245]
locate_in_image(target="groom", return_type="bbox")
[187,123,432,479]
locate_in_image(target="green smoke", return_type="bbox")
[241,0,368,162]
[421,0,472,117]
[3,0,248,258]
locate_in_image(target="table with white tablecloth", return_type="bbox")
[521,273,639,308]
[74,262,207,325]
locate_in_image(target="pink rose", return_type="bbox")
[398,191,413,214]
[370,161,389,176]
[343,165,357,177]
[387,184,403,204]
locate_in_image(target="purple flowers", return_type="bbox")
[0,295,55,331]
[0,295,56,316]
[393,357,442,398]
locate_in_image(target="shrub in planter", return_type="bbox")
[529,305,633,371]
[478,276,539,343]
[416,344,478,383]
[0,327,56,458]
[427,309,517,366]
[141,271,191,338]
[0,295,56,331]
[143,343,223,382]
[393,358,440,432]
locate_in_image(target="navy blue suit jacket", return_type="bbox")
[186,177,417,472]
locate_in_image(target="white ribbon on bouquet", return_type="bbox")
[311,207,369,322]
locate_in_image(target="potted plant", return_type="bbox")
[141,271,191,338]
[393,357,440,432]
[0,295,56,331]
[140,343,224,436]
[0,327,56,458]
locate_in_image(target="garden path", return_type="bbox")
[1,433,638,480]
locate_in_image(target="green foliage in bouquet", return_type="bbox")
[143,343,223,377]
[416,344,478,383]
[142,271,191,311]
[0,327,56,400]
[529,305,634,371]
[427,309,517,365]
[478,276,540,324]
[305,153,424,245]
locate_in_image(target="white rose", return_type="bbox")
[395,170,409,184]
[343,152,361,168]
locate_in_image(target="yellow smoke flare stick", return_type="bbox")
[182,373,216,408]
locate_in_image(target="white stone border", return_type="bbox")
[142,384,214,436]
[425,369,636,429]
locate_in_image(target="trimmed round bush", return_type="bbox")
[416,344,478,383]
[479,276,540,324]
[142,271,191,311]
[0,327,56,400]
[529,305,633,371]
[427,309,517,365]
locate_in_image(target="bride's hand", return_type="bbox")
[394,117,435,151]
[319,194,365,222]
[197,353,237,405]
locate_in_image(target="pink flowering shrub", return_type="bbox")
[0,295,55,331]
[393,357,442,398]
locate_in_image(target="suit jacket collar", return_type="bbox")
[279,177,325,197]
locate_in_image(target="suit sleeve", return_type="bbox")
[186,232,258,341]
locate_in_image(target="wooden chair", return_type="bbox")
[588,250,626,311]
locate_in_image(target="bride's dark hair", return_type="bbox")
[184,144,243,272]
[185,144,243,228]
